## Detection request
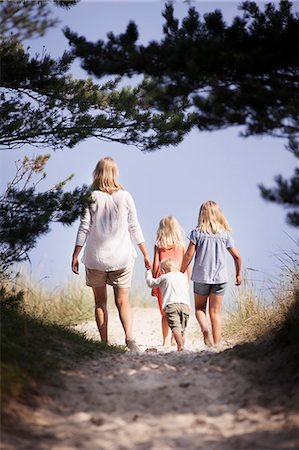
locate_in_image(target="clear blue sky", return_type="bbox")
[1,1,298,299]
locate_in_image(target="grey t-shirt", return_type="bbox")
[188,229,234,284]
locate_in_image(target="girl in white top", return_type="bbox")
[181,200,242,348]
[72,157,151,351]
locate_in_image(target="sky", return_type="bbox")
[1,1,298,302]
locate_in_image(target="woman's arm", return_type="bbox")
[76,206,91,247]
[72,245,83,274]
[228,247,242,285]
[127,193,145,245]
[126,193,150,268]
[138,242,151,270]
[72,206,92,275]
[180,241,196,273]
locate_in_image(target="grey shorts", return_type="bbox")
[85,265,134,288]
[194,282,227,296]
[164,303,190,333]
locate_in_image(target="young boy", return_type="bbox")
[146,257,190,351]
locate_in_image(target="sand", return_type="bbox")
[2,307,299,450]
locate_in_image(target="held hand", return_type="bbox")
[72,254,79,275]
[236,274,242,286]
[144,255,152,270]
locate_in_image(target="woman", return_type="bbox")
[72,157,151,351]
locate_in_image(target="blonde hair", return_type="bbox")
[155,216,185,249]
[160,257,179,273]
[92,157,123,194]
[197,200,231,234]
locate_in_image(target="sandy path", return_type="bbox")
[2,307,299,450]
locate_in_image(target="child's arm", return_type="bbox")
[152,245,160,277]
[228,247,242,285]
[182,246,191,281]
[145,269,162,288]
[180,241,196,273]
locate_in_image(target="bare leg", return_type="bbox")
[172,329,184,351]
[209,293,223,346]
[194,293,213,347]
[92,286,108,343]
[161,315,169,346]
[113,287,133,342]
[170,333,176,346]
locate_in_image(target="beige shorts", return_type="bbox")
[164,303,190,333]
[85,265,134,288]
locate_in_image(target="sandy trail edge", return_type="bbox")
[2,307,299,450]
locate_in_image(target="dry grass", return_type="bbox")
[223,267,299,343]
[3,271,151,326]
[7,274,95,325]
[4,259,299,345]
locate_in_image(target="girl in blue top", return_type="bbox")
[181,200,242,348]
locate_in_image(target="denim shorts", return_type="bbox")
[194,282,227,296]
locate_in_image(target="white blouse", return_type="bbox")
[76,190,145,271]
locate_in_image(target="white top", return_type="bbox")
[145,270,190,310]
[76,190,145,271]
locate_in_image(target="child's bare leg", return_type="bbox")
[161,315,169,346]
[209,293,223,345]
[172,328,184,351]
[194,293,213,347]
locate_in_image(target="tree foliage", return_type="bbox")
[65,1,299,226]
[65,1,298,143]
[1,37,194,151]
[259,142,299,227]
[0,0,78,41]
[0,0,195,152]
[0,155,91,274]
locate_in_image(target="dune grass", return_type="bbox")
[2,258,298,406]
[3,271,152,326]
[10,274,95,325]
[222,263,299,343]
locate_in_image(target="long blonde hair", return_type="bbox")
[155,216,185,249]
[197,200,231,234]
[92,157,123,193]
